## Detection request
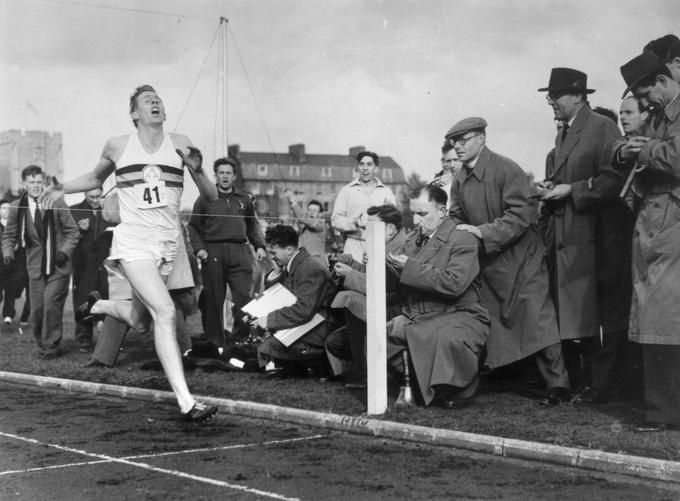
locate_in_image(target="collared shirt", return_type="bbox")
[286,249,300,273]
[331,177,395,241]
[464,145,485,172]
[27,196,40,220]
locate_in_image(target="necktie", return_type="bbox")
[560,123,570,145]
[33,198,43,239]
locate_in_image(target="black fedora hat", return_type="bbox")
[538,67,595,94]
[620,51,667,98]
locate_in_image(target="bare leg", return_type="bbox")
[95,259,195,413]
[92,297,151,333]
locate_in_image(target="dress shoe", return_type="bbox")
[75,291,102,324]
[37,348,62,360]
[436,381,478,410]
[84,358,112,368]
[540,386,573,406]
[632,420,666,432]
[573,386,617,405]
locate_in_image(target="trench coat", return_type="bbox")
[539,104,632,339]
[386,218,489,405]
[449,147,561,368]
[614,96,680,345]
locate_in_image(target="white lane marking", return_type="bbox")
[0,460,111,476]
[0,432,299,500]
[124,434,326,459]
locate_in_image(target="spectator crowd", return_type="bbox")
[2,34,680,429]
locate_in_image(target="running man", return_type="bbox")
[41,85,219,422]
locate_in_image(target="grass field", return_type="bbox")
[2,292,680,462]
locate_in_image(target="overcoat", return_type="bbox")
[449,147,560,368]
[539,105,631,339]
[387,219,489,405]
[616,96,680,345]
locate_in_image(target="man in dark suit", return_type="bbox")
[69,188,113,352]
[385,185,490,408]
[536,68,632,403]
[0,199,17,325]
[255,224,337,376]
[1,165,79,358]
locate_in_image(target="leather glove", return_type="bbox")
[55,251,68,267]
[3,255,13,266]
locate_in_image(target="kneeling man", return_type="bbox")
[386,185,489,408]
[255,225,337,375]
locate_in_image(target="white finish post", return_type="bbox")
[366,220,387,415]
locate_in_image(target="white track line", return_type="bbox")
[0,431,300,500]
[124,434,326,459]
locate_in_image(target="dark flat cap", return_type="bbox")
[620,51,667,98]
[445,117,487,139]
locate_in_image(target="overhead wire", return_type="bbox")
[227,24,287,188]
[38,0,213,21]
[173,23,221,131]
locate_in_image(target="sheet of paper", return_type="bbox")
[241,282,297,318]
[274,313,325,347]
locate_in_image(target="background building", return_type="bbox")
[0,130,63,199]
[228,143,406,220]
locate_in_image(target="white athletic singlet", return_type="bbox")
[114,132,184,230]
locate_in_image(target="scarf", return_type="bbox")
[16,192,57,276]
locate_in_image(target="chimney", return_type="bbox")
[289,143,306,163]
[348,145,365,159]
[228,143,241,160]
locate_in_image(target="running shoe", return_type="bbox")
[180,402,218,422]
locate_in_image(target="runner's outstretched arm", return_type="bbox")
[40,137,119,202]
[173,134,218,203]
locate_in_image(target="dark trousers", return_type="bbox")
[535,342,570,390]
[201,241,253,348]
[30,272,69,351]
[642,344,680,426]
[563,330,628,392]
[72,264,108,347]
[0,264,17,319]
[325,310,367,375]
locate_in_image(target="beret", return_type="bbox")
[445,117,487,139]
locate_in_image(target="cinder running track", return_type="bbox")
[1,382,678,500]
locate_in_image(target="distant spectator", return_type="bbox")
[1,165,79,358]
[0,199,17,325]
[188,157,267,353]
[69,188,114,352]
[285,189,328,262]
[331,151,395,261]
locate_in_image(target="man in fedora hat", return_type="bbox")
[536,68,632,404]
[445,117,571,406]
[612,51,680,431]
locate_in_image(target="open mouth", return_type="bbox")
[151,108,160,116]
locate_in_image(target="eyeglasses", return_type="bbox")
[546,91,570,101]
[447,132,482,147]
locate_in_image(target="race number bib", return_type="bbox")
[135,164,168,209]
[135,180,168,209]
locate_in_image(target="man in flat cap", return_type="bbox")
[612,51,680,431]
[536,68,632,404]
[446,117,571,405]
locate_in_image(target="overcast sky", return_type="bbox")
[1,0,677,207]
